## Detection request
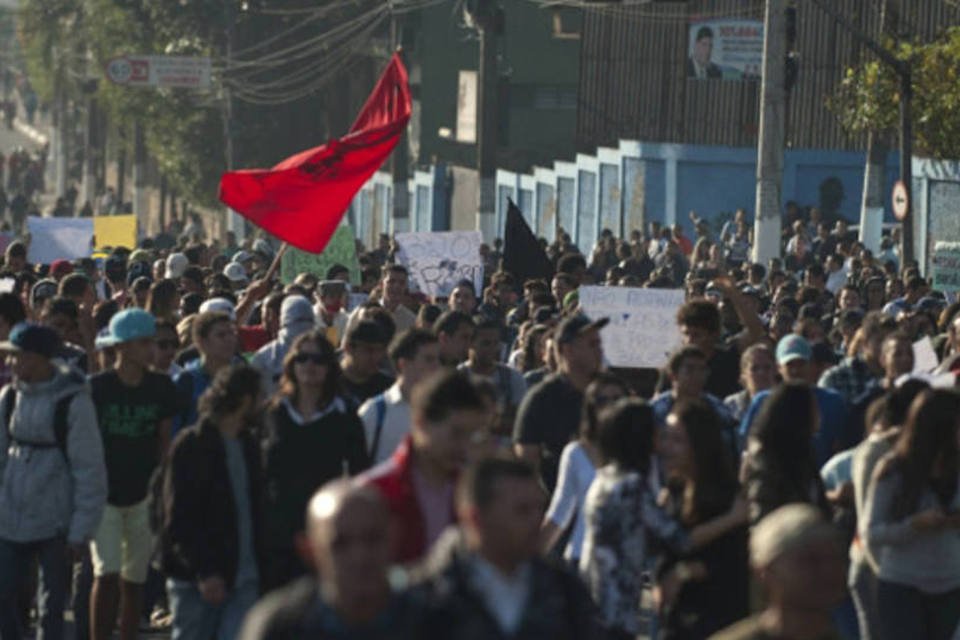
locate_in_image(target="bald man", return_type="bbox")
[239,480,428,639]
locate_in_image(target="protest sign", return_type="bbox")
[394,231,483,298]
[27,217,94,264]
[279,224,361,285]
[932,242,960,293]
[579,286,685,368]
[94,215,137,250]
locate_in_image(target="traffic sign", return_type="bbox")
[105,56,211,90]
[892,180,909,221]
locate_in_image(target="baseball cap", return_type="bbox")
[232,250,254,264]
[0,323,62,358]
[30,279,58,308]
[165,253,189,279]
[126,261,152,286]
[199,297,237,320]
[555,314,609,345]
[50,259,74,280]
[775,334,812,365]
[223,262,249,284]
[252,239,273,258]
[750,504,838,568]
[128,248,152,264]
[95,308,157,349]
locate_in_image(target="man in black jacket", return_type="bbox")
[240,480,429,640]
[160,365,266,640]
[412,458,603,640]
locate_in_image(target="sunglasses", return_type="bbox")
[157,340,179,350]
[293,352,330,365]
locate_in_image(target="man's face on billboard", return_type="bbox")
[694,36,713,66]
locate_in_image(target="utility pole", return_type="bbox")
[390,11,410,234]
[858,0,890,255]
[132,120,148,219]
[810,0,914,264]
[223,0,245,241]
[752,0,786,266]
[468,0,500,241]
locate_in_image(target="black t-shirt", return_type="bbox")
[512,373,583,493]
[340,372,394,410]
[705,345,742,399]
[91,370,179,506]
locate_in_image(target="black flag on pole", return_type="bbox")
[503,198,553,282]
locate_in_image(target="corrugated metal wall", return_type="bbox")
[577,0,959,152]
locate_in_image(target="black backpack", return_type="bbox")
[2,386,78,458]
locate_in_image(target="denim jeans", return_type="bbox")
[876,579,960,640]
[0,536,68,640]
[167,577,259,640]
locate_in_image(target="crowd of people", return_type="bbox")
[0,199,957,640]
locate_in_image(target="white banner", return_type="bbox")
[106,56,212,89]
[395,231,484,298]
[579,286,685,368]
[27,217,94,264]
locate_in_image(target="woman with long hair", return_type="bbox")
[656,399,749,639]
[724,343,776,424]
[261,330,369,590]
[519,324,551,374]
[146,279,181,324]
[742,382,829,524]
[863,389,960,640]
[579,399,747,640]
[540,373,629,564]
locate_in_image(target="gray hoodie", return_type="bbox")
[0,365,107,544]
[250,295,315,396]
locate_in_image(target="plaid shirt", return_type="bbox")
[818,356,878,404]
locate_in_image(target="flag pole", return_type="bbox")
[264,243,289,282]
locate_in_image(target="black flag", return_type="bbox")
[503,198,553,282]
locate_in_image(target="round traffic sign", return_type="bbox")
[105,58,133,85]
[892,180,909,221]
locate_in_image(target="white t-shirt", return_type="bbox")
[544,441,596,562]
[357,382,411,463]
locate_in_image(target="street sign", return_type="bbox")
[105,56,211,90]
[892,180,909,221]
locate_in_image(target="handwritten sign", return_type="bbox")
[579,286,685,368]
[280,225,361,285]
[93,214,137,250]
[395,231,484,298]
[932,242,960,293]
[27,217,94,264]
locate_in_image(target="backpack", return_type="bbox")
[2,386,77,459]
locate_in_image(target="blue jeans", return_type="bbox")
[167,577,259,640]
[876,579,960,640]
[0,536,68,640]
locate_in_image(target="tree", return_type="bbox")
[830,27,960,160]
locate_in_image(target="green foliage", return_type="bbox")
[830,27,960,159]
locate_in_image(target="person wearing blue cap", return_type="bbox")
[738,334,847,468]
[0,323,107,640]
[88,309,179,640]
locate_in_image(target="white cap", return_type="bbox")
[165,253,189,279]
[223,262,249,284]
[198,297,236,320]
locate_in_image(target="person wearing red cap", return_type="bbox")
[49,259,73,282]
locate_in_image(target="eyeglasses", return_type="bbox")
[157,340,178,350]
[293,352,330,365]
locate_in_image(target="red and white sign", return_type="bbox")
[106,56,211,90]
[892,180,910,221]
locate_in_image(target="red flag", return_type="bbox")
[218,53,411,253]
